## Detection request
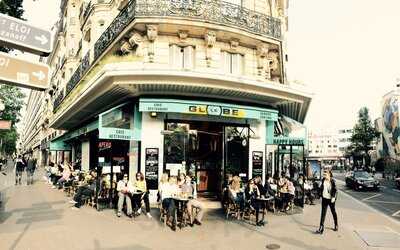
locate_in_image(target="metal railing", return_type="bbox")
[135,0,281,39]
[54,0,281,110]
[65,52,91,95]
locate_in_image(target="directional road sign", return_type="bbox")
[0,13,52,56]
[0,120,11,130]
[0,52,49,90]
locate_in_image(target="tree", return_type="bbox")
[0,1,25,155]
[0,0,24,52]
[349,107,380,167]
[0,84,25,155]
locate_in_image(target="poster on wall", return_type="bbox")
[145,148,159,190]
[252,151,263,178]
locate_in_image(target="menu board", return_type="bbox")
[252,151,263,178]
[145,148,159,190]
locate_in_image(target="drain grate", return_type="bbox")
[355,230,400,248]
[266,244,280,249]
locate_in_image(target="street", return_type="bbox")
[334,171,400,222]
[1,168,400,250]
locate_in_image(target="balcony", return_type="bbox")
[54,0,283,110]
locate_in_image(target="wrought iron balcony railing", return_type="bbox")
[54,0,282,110]
[135,0,281,39]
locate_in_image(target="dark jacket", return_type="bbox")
[319,178,337,200]
[27,159,37,172]
[15,159,25,172]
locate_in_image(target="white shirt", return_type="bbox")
[322,180,332,199]
[117,180,134,193]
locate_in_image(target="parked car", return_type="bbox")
[345,171,380,191]
[395,177,400,189]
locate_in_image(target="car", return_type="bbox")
[395,177,400,189]
[345,171,380,191]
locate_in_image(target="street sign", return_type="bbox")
[0,120,11,130]
[0,13,52,56]
[0,52,49,90]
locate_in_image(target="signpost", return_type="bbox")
[0,52,49,90]
[0,13,52,56]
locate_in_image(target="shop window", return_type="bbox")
[221,51,243,75]
[101,104,133,130]
[169,44,195,70]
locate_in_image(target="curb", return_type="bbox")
[336,179,400,227]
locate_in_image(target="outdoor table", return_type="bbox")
[173,197,190,229]
[130,191,144,217]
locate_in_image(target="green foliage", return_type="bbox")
[350,107,380,165]
[0,0,24,52]
[0,84,25,155]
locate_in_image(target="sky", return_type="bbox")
[16,0,400,134]
[287,0,400,133]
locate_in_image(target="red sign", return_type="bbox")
[0,120,11,130]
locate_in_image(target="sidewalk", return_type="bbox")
[1,170,400,250]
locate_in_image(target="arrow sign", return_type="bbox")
[0,13,52,56]
[0,52,49,90]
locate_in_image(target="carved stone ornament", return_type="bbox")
[178,30,189,44]
[256,43,270,77]
[128,31,143,56]
[230,39,239,51]
[146,25,158,41]
[204,30,216,48]
[146,25,158,62]
[119,39,132,55]
[204,30,216,67]
[268,50,281,82]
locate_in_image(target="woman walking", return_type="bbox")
[316,170,338,234]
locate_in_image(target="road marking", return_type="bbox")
[364,200,400,204]
[393,210,400,217]
[362,194,382,201]
[393,189,400,193]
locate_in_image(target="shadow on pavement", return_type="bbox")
[94,239,152,250]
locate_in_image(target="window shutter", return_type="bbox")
[221,51,231,73]
[231,53,242,74]
[183,46,194,70]
[170,45,184,69]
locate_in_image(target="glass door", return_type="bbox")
[223,126,249,183]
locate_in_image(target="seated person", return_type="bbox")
[181,175,204,226]
[159,174,178,231]
[177,173,185,188]
[70,170,97,209]
[228,176,245,218]
[116,174,134,217]
[285,179,296,211]
[55,164,71,189]
[264,174,277,197]
[245,179,265,226]
[132,172,152,218]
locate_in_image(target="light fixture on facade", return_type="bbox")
[150,112,157,118]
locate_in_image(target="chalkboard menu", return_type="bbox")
[145,148,159,190]
[252,151,263,178]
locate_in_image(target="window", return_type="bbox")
[221,51,244,75]
[169,44,195,70]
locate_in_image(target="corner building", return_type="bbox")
[49,0,312,200]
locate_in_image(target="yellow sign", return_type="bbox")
[0,52,49,90]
